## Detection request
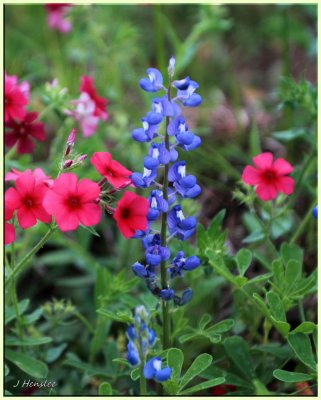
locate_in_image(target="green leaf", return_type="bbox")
[206,319,234,335]
[5,299,29,325]
[281,243,303,266]
[292,322,317,334]
[167,348,184,382]
[5,336,53,347]
[249,121,261,157]
[234,276,248,287]
[266,291,286,322]
[223,336,255,381]
[284,260,302,295]
[97,309,132,324]
[272,128,306,142]
[5,364,9,376]
[199,314,212,330]
[63,353,114,377]
[45,343,68,363]
[208,209,226,238]
[80,224,101,237]
[98,382,112,395]
[5,349,48,379]
[112,358,131,367]
[130,367,140,381]
[243,230,265,244]
[272,259,284,290]
[236,249,252,276]
[179,353,213,391]
[179,332,199,344]
[245,273,273,286]
[270,317,291,337]
[288,333,317,371]
[273,369,313,383]
[179,377,225,395]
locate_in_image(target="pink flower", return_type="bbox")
[4,73,30,122]
[5,173,52,229]
[113,191,149,238]
[5,201,16,245]
[242,152,294,201]
[45,4,72,33]
[80,76,108,120]
[5,167,53,187]
[65,93,99,137]
[43,173,101,232]
[90,152,132,189]
[5,112,46,154]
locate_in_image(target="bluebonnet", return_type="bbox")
[126,305,156,367]
[312,205,318,219]
[144,357,172,381]
[130,57,202,306]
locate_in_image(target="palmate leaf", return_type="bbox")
[167,348,184,382]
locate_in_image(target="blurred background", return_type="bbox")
[5,4,317,395]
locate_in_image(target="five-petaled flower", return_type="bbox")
[5,112,46,154]
[242,152,294,201]
[43,173,101,231]
[5,167,53,187]
[4,73,29,122]
[90,152,132,189]
[5,173,52,229]
[113,191,149,239]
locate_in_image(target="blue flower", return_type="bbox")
[127,340,140,366]
[147,190,168,221]
[132,118,159,142]
[179,288,193,305]
[168,160,201,198]
[312,205,318,219]
[143,357,172,382]
[160,288,175,300]
[168,205,197,240]
[168,251,200,278]
[131,167,157,188]
[144,142,178,169]
[167,116,201,151]
[139,68,164,92]
[173,78,202,107]
[132,262,150,278]
[146,95,181,125]
[145,235,171,266]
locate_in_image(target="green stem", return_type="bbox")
[160,81,172,351]
[140,364,147,395]
[74,311,95,334]
[6,225,57,287]
[10,242,24,341]
[298,300,306,323]
[290,202,315,244]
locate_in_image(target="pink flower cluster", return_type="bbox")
[45,4,72,33]
[4,73,46,154]
[5,148,148,244]
[65,76,109,137]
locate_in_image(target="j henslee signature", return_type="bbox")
[13,379,57,389]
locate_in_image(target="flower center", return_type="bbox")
[121,208,130,219]
[263,169,276,182]
[20,127,26,135]
[23,197,34,208]
[68,197,80,208]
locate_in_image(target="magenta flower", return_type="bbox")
[5,112,46,154]
[90,152,132,189]
[45,4,72,33]
[5,202,16,245]
[43,173,101,232]
[242,152,294,201]
[5,167,53,187]
[4,73,30,122]
[5,173,52,229]
[80,76,108,120]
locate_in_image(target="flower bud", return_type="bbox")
[63,159,73,169]
[168,56,176,78]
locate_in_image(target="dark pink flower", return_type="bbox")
[43,173,101,232]
[4,73,29,122]
[80,76,108,120]
[242,152,294,201]
[90,152,132,189]
[113,191,149,238]
[5,167,53,187]
[45,4,72,33]
[5,173,52,229]
[5,112,46,154]
[4,201,16,245]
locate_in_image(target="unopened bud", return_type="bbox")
[77,154,87,163]
[63,159,73,169]
[67,128,76,146]
[168,56,176,78]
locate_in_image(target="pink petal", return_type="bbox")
[5,133,19,147]
[81,116,99,137]
[15,173,36,196]
[77,203,101,226]
[128,215,147,231]
[52,173,78,196]
[255,183,278,201]
[32,205,52,224]
[17,207,37,229]
[253,152,273,170]
[43,190,64,214]
[241,165,261,185]
[275,176,295,195]
[55,209,79,231]
[90,152,111,176]
[273,158,294,175]
[5,187,22,210]
[5,223,16,245]
[77,178,101,202]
